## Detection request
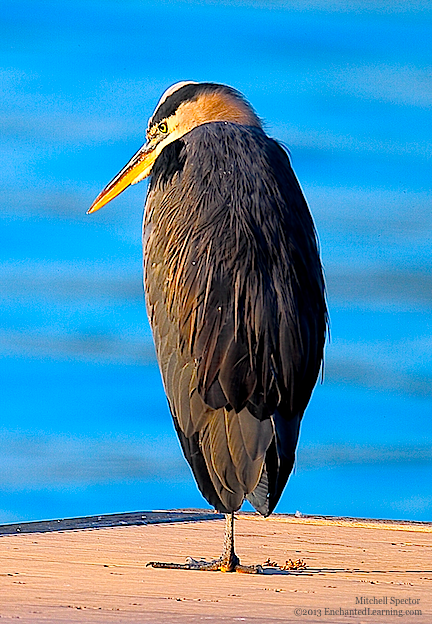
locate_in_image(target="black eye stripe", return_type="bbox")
[150,83,246,127]
[151,84,204,125]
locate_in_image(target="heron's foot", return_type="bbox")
[187,554,262,574]
[147,555,262,574]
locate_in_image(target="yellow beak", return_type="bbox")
[87,142,158,214]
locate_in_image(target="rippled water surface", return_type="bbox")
[1,0,431,522]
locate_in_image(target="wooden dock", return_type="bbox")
[0,511,431,623]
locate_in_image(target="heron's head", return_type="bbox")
[88,81,261,214]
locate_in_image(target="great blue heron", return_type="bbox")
[88,81,327,573]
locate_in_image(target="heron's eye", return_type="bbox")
[158,122,168,134]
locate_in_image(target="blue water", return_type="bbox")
[0,0,431,523]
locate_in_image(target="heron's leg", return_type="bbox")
[220,512,262,573]
[220,512,239,571]
[147,511,262,573]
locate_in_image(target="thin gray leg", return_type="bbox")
[147,511,262,573]
[220,512,239,571]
